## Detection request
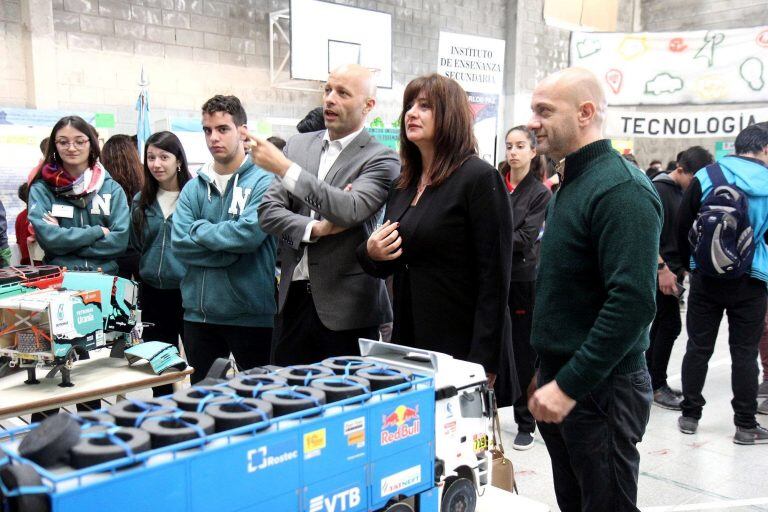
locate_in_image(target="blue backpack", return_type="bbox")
[688,163,755,278]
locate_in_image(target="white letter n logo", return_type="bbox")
[90,194,111,215]
[228,187,251,215]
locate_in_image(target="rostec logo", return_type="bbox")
[381,404,420,445]
[246,444,298,473]
[309,487,360,512]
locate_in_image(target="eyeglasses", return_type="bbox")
[55,139,89,149]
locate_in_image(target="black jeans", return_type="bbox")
[681,272,767,428]
[140,283,184,396]
[183,321,272,384]
[271,281,379,366]
[537,369,652,512]
[511,280,536,433]
[646,287,682,391]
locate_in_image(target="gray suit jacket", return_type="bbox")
[258,129,400,331]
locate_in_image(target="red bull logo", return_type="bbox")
[381,404,420,445]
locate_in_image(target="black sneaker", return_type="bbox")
[734,424,768,445]
[512,431,535,451]
[654,386,683,410]
[758,399,768,416]
[678,415,698,434]
[759,381,768,399]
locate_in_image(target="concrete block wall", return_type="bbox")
[0,1,26,106]
[2,0,508,139]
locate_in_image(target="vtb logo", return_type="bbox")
[309,487,361,512]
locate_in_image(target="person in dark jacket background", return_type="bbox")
[648,146,713,410]
[497,125,551,450]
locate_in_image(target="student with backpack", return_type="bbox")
[675,123,768,444]
[648,146,713,411]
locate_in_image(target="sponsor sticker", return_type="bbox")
[304,428,326,459]
[381,404,421,446]
[381,465,422,497]
[344,417,365,448]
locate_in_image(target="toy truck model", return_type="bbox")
[0,340,494,512]
[0,267,142,386]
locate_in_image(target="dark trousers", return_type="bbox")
[537,369,652,512]
[759,307,768,381]
[140,283,184,396]
[681,272,767,428]
[271,281,379,366]
[183,321,272,384]
[646,288,682,391]
[511,280,536,433]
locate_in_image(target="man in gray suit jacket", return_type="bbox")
[250,64,400,365]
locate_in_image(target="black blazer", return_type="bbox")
[357,156,514,373]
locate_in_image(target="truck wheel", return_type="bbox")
[441,477,476,512]
[384,503,414,512]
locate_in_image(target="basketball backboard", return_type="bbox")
[289,0,392,88]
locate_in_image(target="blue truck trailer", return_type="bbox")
[0,340,493,512]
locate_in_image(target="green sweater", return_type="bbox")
[531,139,662,401]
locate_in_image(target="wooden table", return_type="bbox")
[0,351,193,420]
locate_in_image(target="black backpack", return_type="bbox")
[688,163,755,278]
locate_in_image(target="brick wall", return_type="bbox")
[2,0,508,138]
[0,0,26,106]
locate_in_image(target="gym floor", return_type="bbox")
[500,307,768,512]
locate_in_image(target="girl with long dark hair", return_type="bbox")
[102,134,144,280]
[498,126,552,451]
[130,131,192,396]
[28,116,129,275]
[358,74,515,391]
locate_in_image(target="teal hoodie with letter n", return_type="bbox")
[130,192,186,289]
[28,171,129,275]
[172,158,277,327]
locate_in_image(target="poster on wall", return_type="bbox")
[571,25,768,105]
[605,107,768,138]
[437,31,505,165]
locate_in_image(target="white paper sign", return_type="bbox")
[571,26,768,105]
[605,107,768,139]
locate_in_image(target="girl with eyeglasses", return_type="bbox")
[130,131,192,396]
[28,115,129,275]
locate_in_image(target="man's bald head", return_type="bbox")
[527,67,606,160]
[329,64,377,99]
[323,64,377,140]
[539,67,606,125]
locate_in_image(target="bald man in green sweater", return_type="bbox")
[526,68,662,512]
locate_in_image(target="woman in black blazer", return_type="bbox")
[357,74,516,391]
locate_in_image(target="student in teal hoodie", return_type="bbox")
[28,115,129,276]
[131,131,193,395]
[172,95,276,382]
[676,123,768,444]
[27,115,128,420]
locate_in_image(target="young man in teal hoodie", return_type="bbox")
[675,123,768,444]
[172,95,276,382]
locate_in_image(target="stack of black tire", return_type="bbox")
[0,356,415,511]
